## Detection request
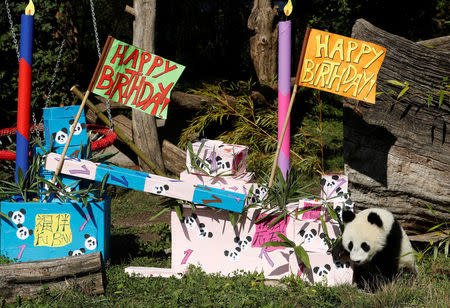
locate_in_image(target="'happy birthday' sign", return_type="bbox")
[297,29,386,103]
[88,36,185,119]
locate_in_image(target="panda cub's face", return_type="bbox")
[341,209,392,265]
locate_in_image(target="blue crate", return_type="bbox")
[43,105,88,148]
[0,197,111,262]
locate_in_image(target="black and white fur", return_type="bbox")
[332,208,416,290]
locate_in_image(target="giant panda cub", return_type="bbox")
[332,208,416,290]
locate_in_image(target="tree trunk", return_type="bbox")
[343,19,450,234]
[247,0,278,85]
[130,0,165,173]
[0,252,104,303]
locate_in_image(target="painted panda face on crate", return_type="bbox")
[16,224,33,240]
[84,234,97,250]
[69,119,86,136]
[8,209,26,225]
[53,128,68,145]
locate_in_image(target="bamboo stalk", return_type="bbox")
[268,85,298,187]
[70,86,166,177]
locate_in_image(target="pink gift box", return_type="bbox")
[171,206,298,279]
[186,139,248,176]
[296,252,353,286]
[320,174,348,202]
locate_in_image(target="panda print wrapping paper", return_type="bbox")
[171,206,300,280]
[170,205,353,285]
[45,153,246,213]
[186,139,248,176]
[0,198,110,262]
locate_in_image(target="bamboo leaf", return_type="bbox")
[149,207,169,222]
[397,84,409,99]
[275,232,295,247]
[175,204,183,221]
[294,245,311,269]
[427,95,432,107]
[386,80,406,87]
[425,202,436,216]
[268,214,286,229]
[438,90,444,108]
[261,241,292,248]
[445,240,449,258]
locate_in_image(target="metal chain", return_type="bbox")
[31,39,65,141]
[89,0,113,131]
[4,0,20,62]
[89,0,101,58]
[44,39,65,109]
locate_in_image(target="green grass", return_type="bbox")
[3,185,448,308]
[7,254,449,307]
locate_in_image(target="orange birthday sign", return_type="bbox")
[297,29,386,103]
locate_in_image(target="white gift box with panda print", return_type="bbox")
[297,252,353,286]
[186,139,248,176]
[171,205,300,279]
[320,174,348,202]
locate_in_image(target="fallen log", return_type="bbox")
[0,252,105,303]
[162,139,186,175]
[343,19,450,234]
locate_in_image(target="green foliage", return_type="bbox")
[179,81,343,178]
[416,203,449,262]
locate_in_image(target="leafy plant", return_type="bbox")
[178,81,343,177]
[416,203,449,262]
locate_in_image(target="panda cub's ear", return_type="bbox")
[342,210,355,224]
[368,212,383,228]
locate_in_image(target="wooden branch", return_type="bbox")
[125,5,135,16]
[0,252,104,303]
[162,139,186,175]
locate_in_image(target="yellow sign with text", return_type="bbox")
[34,213,72,247]
[298,29,386,103]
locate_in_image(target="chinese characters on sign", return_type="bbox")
[34,213,72,247]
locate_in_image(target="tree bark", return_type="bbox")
[343,19,450,234]
[248,0,278,85]
[130,0,165,173]
[0,252,104,303]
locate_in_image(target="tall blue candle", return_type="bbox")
[15,0,34,183]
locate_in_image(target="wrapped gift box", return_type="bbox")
[293,220,340,253]
[45,153,246,213]
[296,252,353,286]
[43,105,87,148]
[171,205,299,279]
[296,199,323,221]
[186,139,248,176]
[0,197,110,262]
[320,174,348,202]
